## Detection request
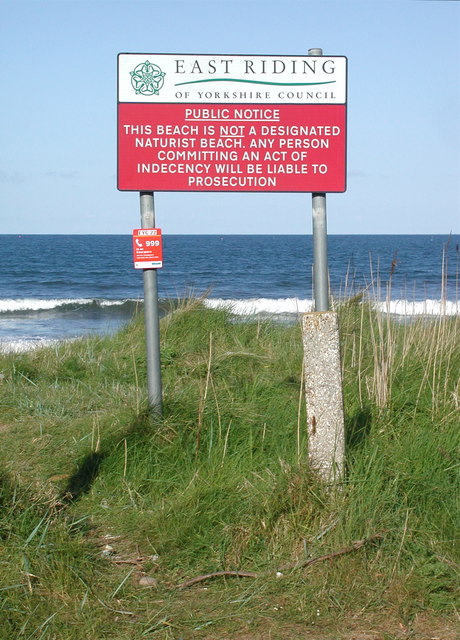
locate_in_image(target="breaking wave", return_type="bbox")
[0,298,142,315]
[204,297,460,317]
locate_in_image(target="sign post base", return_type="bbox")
[302,311,344,481]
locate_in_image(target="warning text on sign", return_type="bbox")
[118,103,346,192]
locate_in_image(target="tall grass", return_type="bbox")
[0,296,458,638]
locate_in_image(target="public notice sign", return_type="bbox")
[118,54,347,193]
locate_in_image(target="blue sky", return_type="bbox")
[1,0,459,234]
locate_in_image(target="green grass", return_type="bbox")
[0,299,458,638]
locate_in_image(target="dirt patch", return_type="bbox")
[200,613,459,640]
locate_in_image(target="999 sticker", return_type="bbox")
[133,228,163,269]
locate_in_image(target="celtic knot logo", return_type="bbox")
[130,60,165,96]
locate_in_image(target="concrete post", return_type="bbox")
[302,312,345,480]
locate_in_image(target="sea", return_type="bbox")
[0,234,459,352]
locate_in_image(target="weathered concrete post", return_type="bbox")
[302,312,344,480]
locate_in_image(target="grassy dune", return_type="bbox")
[0,299,458,639]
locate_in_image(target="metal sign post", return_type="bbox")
[312,192,329,311]
[139,191,162,413]
[309,48,329,312]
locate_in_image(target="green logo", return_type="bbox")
[130,60,165,96]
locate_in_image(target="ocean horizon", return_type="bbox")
[1,233,458,352]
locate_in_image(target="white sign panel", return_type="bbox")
[118,53,347,105]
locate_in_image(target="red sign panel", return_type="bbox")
[132,228,163,269]
[118,103,346,193]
